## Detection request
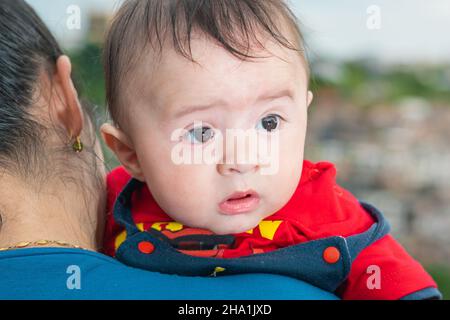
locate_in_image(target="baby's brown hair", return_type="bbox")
[103,0,308,129]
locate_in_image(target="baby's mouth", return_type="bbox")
[218,190,260,215]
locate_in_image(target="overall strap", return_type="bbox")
[113,177,144,237]
[345,201,391,262]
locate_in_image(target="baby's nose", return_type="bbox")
[217,162,259,176]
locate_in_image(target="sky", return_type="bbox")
[292,0,450,63]
[26,0,450,64]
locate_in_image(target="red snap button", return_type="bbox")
[323,246,340,264]
[138,241,154,254]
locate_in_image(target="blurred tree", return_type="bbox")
[69,43,105,108]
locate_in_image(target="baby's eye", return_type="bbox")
[185,126,215,144]
[256,114,281,132]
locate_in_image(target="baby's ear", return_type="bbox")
[100,123,145,181]
[307,90,314,109]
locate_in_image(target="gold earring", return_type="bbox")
[72,136,83,153]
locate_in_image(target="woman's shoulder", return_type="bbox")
[0,247,338,300]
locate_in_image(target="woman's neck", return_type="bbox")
[0,172,105,251]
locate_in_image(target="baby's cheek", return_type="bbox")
[161,164,214,211]
[269,138,303,203]
[277,157,301,194]
[278,130,304,172]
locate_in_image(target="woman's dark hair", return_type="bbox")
[0,0,99,182]
[103,0,308,128]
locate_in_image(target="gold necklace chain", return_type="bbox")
[0,240,88,252]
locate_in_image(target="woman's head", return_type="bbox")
[0,0,106,239]
[0,0,103,182]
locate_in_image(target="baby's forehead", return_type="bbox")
[135,36,306,106]
[142,68,301,120]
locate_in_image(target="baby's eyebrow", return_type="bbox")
[171,88,294,119]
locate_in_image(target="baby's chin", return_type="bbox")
[205,217,262,235]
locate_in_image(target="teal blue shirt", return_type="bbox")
[0,247,338,300]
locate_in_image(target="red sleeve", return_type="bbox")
[102,166,133,257]
[339,234,439,300]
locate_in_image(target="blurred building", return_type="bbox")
[87,12,110,45]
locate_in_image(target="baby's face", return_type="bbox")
[125,34,312,235]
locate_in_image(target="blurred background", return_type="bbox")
[26,0,450,298]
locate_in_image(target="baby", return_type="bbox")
[100,0,441,300]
